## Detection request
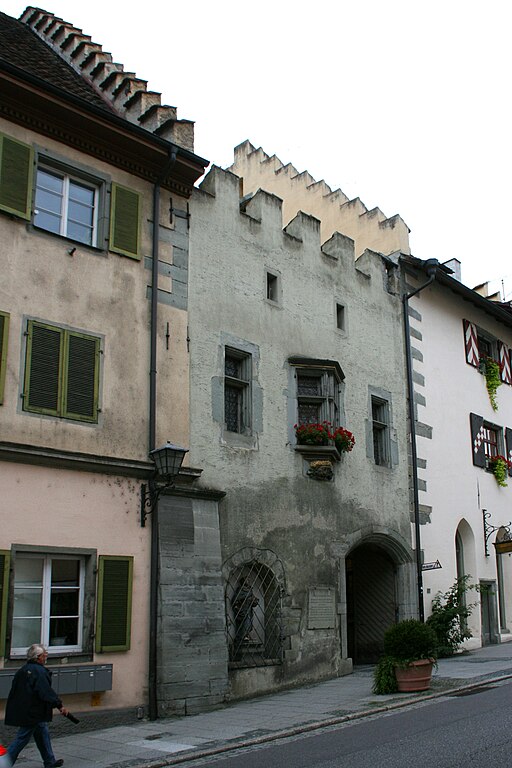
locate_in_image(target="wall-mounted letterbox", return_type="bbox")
[0,664,113,698]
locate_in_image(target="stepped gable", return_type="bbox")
[0,10,110,112]
[230,140,411,257]
[18,7,194,151]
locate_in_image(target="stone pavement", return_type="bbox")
[4,640,512,768]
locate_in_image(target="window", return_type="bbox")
[23,320,101,423]
[265,269,281,304]
[335,303,345,331]
[0,132,141,259]
[6,550,132,658]
[372,396,390,466]
[293,361,342,427]
[0,311,9,404]
[224,348,251,434]
[482,425,499,461]
[470,413,511,470]
[226,559,283,668]
[34,166,98,246]
[11,553,85,656]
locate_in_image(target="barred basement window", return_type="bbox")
[226,560,283,668]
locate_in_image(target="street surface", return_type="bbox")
[183,679,512,768]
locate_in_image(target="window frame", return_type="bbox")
[292,361,342,429]
[371,395,390,467]
[22,319,101,423]
[34,163,100,247]
[224,346,252,435]
[10,552,86,658]
[265,268,282,306]
[0,311,9,405]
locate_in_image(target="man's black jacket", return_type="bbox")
[4,661,62,726]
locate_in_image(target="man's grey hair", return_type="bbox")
[27,644,46,661]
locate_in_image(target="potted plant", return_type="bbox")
[332,426,355,453]
[488,454,512,487]
[294,422,331,446]
[373,619,437,694]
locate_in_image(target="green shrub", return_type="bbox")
[426,576,479,657]
[383,619,437,666]
[372,656,398,695]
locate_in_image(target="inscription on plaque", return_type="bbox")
[308,587,335,629]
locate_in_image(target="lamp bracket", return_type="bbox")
[483,509,512,557]
[140,480,172,527]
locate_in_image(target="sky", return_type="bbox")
[3,1,511,296]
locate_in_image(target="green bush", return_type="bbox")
[372,656,398,695]
[426,576,479,657]
[383,619,437,665]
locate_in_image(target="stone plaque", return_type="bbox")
[308,587,335,629]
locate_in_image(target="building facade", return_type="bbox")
[189,163,417,700]
[404,257,512,647]
[0,7,227,725]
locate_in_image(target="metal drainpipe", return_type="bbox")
[402,258,439,623]
[148,146,178,722]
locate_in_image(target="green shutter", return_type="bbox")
[0,550,10,657]
[0,134,33,219]
[24,322,62,415]
[63,332,100,421]
[0,312,9,405]
[110,184,141,259]
[96,555,133,652]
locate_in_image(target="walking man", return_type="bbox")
[4,644,68,768]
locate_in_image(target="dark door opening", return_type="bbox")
[346,544,397,663]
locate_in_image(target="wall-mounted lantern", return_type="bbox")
[140,442,188,527]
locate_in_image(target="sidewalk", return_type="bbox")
[8,641,512,768]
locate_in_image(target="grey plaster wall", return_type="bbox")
[188,166,415,699]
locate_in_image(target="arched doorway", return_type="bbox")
[346,543,397,663]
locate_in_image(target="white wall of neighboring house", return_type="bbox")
[410,278,512,647]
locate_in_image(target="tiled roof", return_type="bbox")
[0,11,113,113]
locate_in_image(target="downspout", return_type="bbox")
[148,146,178,722]
[402,258,438,623]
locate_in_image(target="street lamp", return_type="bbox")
[140,442,188,527]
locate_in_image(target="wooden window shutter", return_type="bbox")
[463,320,479,367]
[0,134,33,219]
[0,550,10,657]
[63,333,100,421]
[0,312,9,404]
[470,413,486,468]
[109,184,141,259]
[24,322,62,414]
[498,342,512,385]
[96,556,133,652]
[506,429,512,476]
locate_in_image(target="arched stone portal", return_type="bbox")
[336,526,416,664]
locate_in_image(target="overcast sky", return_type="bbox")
[3,1,511,296]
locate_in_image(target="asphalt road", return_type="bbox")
[183,679,512,768]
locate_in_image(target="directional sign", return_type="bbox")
[422,560,442,571]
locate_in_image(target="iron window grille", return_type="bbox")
[226,560,284,668]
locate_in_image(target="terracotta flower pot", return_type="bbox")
[394,658,434,692]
